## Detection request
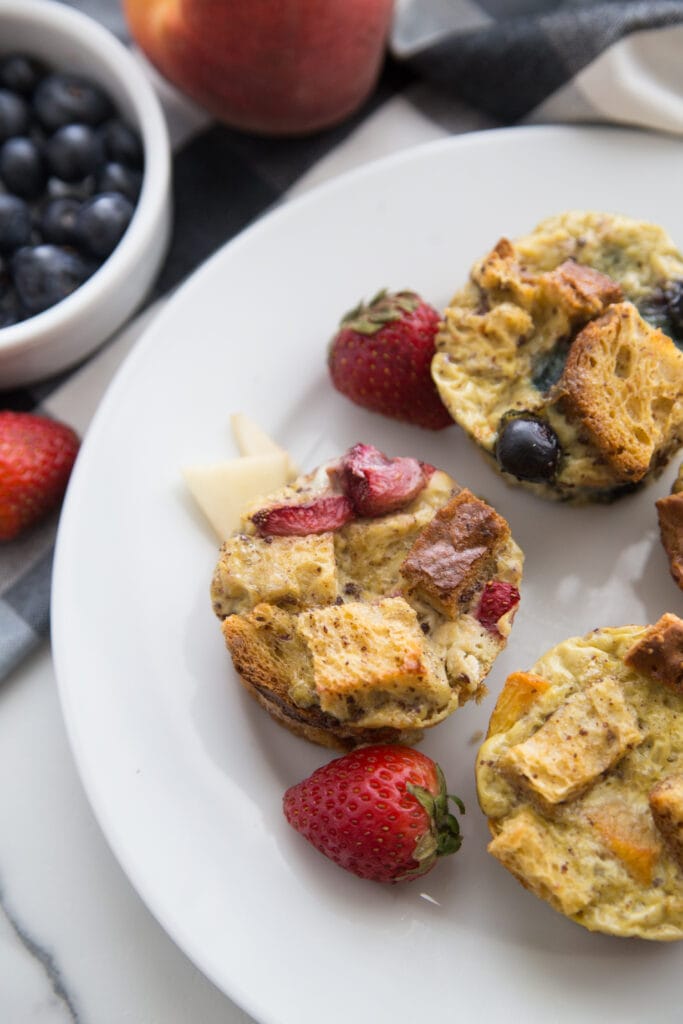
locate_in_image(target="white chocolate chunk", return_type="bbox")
[183,452,290,540]
[230,413,298,479]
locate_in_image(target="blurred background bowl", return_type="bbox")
[0,0,171,388]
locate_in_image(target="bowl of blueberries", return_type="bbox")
[0,0,171,387]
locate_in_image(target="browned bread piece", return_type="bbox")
[649,774,683,869]
[222,603,416,750]
[212,451,523,749]
[657,465,683,590]
[623,612,683,693]
[400,489,510,618]
[542,259,624,317]
[555,302,683,482]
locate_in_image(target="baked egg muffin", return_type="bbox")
[211,443,523,750]
[476,614,683,940]
[432,211,683,503]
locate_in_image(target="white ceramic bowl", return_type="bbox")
[0,0,172,388]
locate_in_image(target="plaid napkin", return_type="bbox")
[2,0,683,681]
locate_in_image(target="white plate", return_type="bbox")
[53,126,683,1024]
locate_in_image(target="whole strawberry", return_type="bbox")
[0,411,80,541]
[283,744,464,883]
[328,290,453,430]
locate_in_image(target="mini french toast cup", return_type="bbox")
[211,443,524,750]
[432,211,683,504]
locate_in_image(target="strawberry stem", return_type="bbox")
[339,289,421,336]
[407,765,465,860]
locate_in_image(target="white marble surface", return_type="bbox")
[0,80,449,1023]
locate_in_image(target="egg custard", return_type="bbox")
[432,211,683,503]
[211,444,523,750]
[476,614,683,940]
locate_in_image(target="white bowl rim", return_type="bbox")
[0,0,171,359]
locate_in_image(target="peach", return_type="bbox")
[123,0,394,136]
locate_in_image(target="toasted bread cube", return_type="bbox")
[557,302,683,481]
[222,603,316,707]
[656,492,683,590]
[487,672,551,737]
[211,532,337,617]
[472,243,622,322]
[589,801,661,885]
[649,774,683,868]
[541,260,623,319]
[472,238,536,308]
[501,677,642,805]
[488,808,594,916]
[624,613,683,693]
[296,597,453,723]
[400,489,510,618]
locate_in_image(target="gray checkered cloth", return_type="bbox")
[2,0,683,680]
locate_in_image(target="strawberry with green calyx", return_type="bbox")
[283,744,465,883]
[328,289,453,430]
[0,411,79,541]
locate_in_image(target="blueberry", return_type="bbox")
[495,415,561,483]
[99,118,143,169]
[0,281,21,326]
[46,123,104,182]
[0,55,46,96]
[0,137,46,199]
[75,192,134,258]
[96,161,141,202]
[41,197,81,246]
[639,280,683,349]
[47,175,95,201]
[11,244,93,314]
[0,193,32,253]
[667,282,683,341]
[33,73,113,131]
[0,88,29,142]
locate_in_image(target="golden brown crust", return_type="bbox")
[649,775,683,868]
[222,607,420,750]
[624,613,683,694]
[542,260,624,318]
[400,489,510,618]
[556,303,683,482]
[657,491,683,590]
